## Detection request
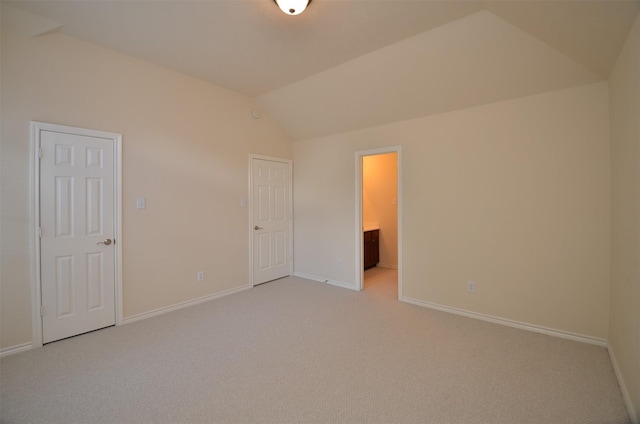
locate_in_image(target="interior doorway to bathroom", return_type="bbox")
[355,147,402,300]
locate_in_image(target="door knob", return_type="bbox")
[97,239,113,245]
[254,226,263,230]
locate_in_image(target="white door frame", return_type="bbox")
[30,121,123,348]
[248,154,293,287]
[355,146,403,299]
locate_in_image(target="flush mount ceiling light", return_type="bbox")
[274,0,311,16]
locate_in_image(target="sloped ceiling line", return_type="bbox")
[257,11,604,141]
[2,1,638,141]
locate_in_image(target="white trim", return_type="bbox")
[30,124,43,348]
[0,342,33,358]
[30,121,123,347]
[123,285,251,325]
[377,263,399,270]
[608,344,639,424]
[355,146,403,300]
[293,272,358,291]
[402,296,608,347]
[114,136,124,326]
[248,154,293,287]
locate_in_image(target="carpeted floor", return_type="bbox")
[0,271,630,424]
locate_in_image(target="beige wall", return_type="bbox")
[363,153,398,268]
[294,82,610,339]
[0,28,292,349]
[609,15,640,423]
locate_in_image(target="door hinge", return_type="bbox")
[40,305,44,317]
[37,227,42,238]
[37,148,42,159]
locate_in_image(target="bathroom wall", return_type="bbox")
[363,153,398,268]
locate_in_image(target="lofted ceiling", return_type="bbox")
[2,0,639,140]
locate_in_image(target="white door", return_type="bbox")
[252,158,291,285]
[39,129,116,343]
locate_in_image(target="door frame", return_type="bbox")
[30,121,123,348]
[248,154,293,287]
[354,146,403,299]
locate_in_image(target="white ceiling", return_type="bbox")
[3,0,639,140]
[258,10,604,139]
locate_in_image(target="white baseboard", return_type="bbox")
[123,284,251,325]
[0,342,33,358]
[2,285,253,356]
[402,296,607,347]
[293,272,358,291]
[377,263,398,270]
[608,344,639,424]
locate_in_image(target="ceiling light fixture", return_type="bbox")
[274,0,311,16]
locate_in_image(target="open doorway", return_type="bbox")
[355,147,402,300]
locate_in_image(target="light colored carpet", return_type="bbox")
[0,271,630,424]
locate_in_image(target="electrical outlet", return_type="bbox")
[467,281,476,293]
[197,271,205,282]
[338,260,343,269]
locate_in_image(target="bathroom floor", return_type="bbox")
[363,266,398,300]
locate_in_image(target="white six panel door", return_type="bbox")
[40,130,116,343]
[252,159,290,285]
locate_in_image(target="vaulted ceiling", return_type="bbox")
[3,0,639,140]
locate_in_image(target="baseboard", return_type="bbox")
[377,263,398,270]
[608,344,639,424]
[293,272,358,291]
[402,296,607,347]
[0,342,33,358]
[123,284,251,325]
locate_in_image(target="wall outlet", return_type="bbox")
[338,260,343,269]
[467,281,476,293]
[197,271,205,282]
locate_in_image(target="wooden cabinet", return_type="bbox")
[364,229,379,270]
